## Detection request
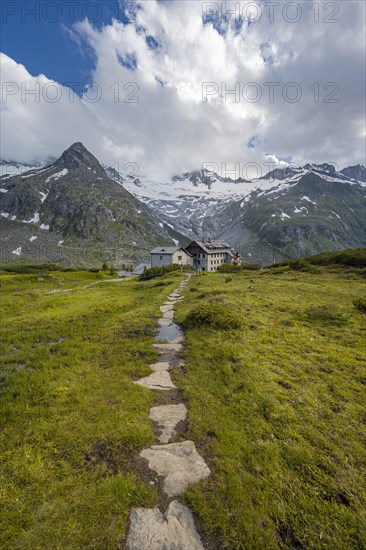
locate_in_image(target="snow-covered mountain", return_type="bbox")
[1,152,365,266]
[0,144,181,267]
[107,163,366,264]
[0,160,46,178]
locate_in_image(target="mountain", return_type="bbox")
[340,164,366,182]
[2,148,365,267]
[0,143,181,267]
[111,163,366,265]
[1,160,46,178]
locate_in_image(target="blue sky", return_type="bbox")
[1,0,365,176]
[1,0,129,94]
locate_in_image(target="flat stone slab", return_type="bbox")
[149,361,171,372]
[158,318,173,327]
[126,500,204,550]
[171,336,184,344]
[160,304,174,312]
[163,310,175,320]
[149,404,187,443]
[153,343,183,354]
[140,441,210,497]
[135,371,176,391]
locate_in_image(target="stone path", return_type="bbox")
[127,276,209,549]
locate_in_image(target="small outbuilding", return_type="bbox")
[150,247,193,268]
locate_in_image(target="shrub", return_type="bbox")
[273,248,366,270]
[217,263,260,273]
[225,276,232,283]
[353,297,366,313]
[2,263,63,274]
[183,303,243,330]
[304,305,348,325]
[139,264,189,281]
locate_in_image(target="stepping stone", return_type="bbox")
[135,371,176,391]
[163,310,174,320]
[149,362,171,372]
[162,302,174,307]
[171,336,184,344]
[149,403,187,443]
[126,500,204,550]
[160,304,174,313]
[140,441,210,497]
[158,318,173,327]
[153,343,182,354]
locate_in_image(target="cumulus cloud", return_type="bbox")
[1,0,365,178]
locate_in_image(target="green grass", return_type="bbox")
[2,265,365,549]
[0,270,184,549]
[174,268,366,549]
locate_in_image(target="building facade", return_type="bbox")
[185,240,238,272]
[150,247,193,268]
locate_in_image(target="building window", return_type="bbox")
[160,256,163,260]
[178,256,182,261]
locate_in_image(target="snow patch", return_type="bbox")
[0,188,8,193]
[29,236,38,242]
[294,206,308,214]
[23,212,40,224]
[12,247,22,256]
[39,190,49,203]
[301,196,317,205]
[58,240,64,246]
[45,169,68,183]
[40,223,50,230]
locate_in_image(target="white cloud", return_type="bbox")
[265,154,289,168]
[1,0,365,178]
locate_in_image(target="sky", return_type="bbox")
[0,0,365,179]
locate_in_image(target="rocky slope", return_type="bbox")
[1,148,365,266]
[111,163,366,264]
[0,143,179,267]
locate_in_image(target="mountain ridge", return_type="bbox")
[0,143,181,267]
[1,145,365,266]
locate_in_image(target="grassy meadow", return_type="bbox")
[0,269,184,549]
[173,266,366,549]
[1,263,365,549]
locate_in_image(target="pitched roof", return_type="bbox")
[150,247,180,254]
[187,240,235,254]
[132,263,150,275]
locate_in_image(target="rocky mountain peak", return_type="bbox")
[304,163,337,174]
[56,142,104,173]
[340,164,366,182]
